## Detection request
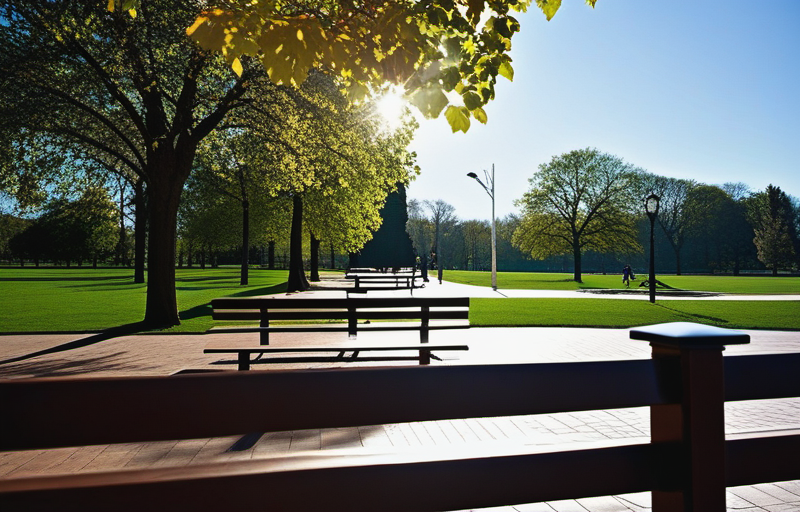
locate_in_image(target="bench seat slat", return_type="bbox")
[213,310,469,321]
[205,345,469,354]
[211,297,469,310]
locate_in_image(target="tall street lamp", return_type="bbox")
[467,164,497,291]
[645,193,661,304]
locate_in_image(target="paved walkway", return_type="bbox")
[1,279,799,511]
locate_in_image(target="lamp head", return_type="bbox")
[645,193,661,216]
[467,172,478,179]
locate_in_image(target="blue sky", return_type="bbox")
[406,0,800,220]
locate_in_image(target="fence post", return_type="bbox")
[631,322,749,512]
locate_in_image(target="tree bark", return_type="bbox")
[287,194,309,292]
[572,238,583,283]
[310,234,320,282]
[330,242,335,270]
[268,241,275,270]
[133,179,147,284]
[142,145,193,328]
[240,198,249,285]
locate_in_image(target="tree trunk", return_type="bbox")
[268,241,275,270]
[117,184,127,266]
[310,234,320,282]
[143,149,192,328]
[133,179,147,284]
[330,242,335,270]
[675,250,682,276]
[287,194,309,292]
[240,198,249,285]
[773,265,779,277]
[572,240,582,283]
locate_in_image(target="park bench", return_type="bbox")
[209,296,470,365]
[2,322,799,512]
[345,269,422,292]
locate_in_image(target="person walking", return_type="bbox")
[622,264,631,287]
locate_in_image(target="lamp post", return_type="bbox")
[467,164,497,291]
[645,193,660,304]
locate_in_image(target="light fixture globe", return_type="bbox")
[645,193,660,217]
[467,172,478,179]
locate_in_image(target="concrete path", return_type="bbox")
[1,278,799,511]
[333,275,800,301]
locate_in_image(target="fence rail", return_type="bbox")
[1,322,798,512]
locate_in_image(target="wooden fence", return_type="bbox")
[1,322,798,512]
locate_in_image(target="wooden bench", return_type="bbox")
[345,271,422,292]
[210,296,469,346]
[204,343,469,369]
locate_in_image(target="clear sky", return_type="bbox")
[405,0,800,220]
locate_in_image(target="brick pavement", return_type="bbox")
[1,288,800,510]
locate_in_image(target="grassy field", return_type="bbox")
[2,267,798,333]
[0,267,287,333]
[469,298,800,330]
[444,270,800,294]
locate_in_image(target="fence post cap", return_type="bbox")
[630,321,750,347]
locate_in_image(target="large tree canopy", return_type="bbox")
[512,148,642,282]
[112,0,598,133]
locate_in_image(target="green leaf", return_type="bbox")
[498,60,514,81]
[410,86,449,119]
[536,0,562,21]
[445,106,471,133]
[472,107,488,124]
[462,90,483,110]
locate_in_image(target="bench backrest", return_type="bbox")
[211,296,470,321]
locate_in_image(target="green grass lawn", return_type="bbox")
[0,267,287,333]
[2,267,798,333]
[445,270,800,294]
[469,298,800,330]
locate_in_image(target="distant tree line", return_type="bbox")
[409,149,799,280]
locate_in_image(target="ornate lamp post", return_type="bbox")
[467,165,497,291]
[645,193,661,303]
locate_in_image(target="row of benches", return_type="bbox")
[206,296,470,368]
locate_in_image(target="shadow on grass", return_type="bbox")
[174,282,288,324]
[2,275,131,282]
[656,304,730,324]
[0,322,149,367]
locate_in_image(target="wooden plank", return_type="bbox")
[211,296,469,310]
[0,441,653,512]
[724,353,800,402]
[725,430,800,487]
[204,345,469,354]
[0,360,664,450]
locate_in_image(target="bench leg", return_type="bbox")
[420,348,431,365]
[237,352,251,371]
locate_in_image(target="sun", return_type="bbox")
[375,88,407,131]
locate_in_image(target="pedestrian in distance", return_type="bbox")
[622,264,632,287]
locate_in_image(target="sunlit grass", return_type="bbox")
[445,270,800,294]
[0,267,287,333]
[470,298,800,330]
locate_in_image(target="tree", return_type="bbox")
[423,199,457,279]
[748,185,797,276]
[10,187,118,267]
[0,1,265,326]
[512,148,642,282]
[230,71,417,292]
